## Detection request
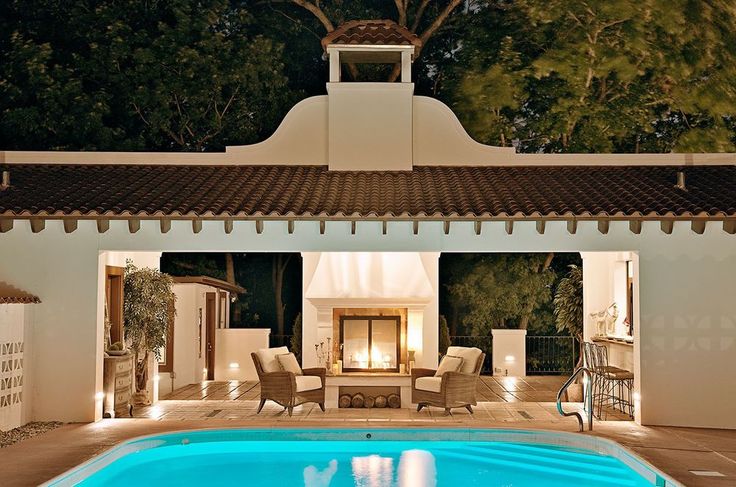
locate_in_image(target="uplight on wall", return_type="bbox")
[407,309,423,353]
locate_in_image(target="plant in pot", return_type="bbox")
[123,262,176,405]
[553,264,584,401]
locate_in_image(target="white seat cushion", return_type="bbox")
[295,375,322,392]
[277,352,303,375]
[256,346,289,373]
[434,355,463,377]
[415,376,442,393]
[446,346,482,374]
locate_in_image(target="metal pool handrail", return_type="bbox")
[557,367,593,432]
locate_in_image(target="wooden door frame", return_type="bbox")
[205,292,216,380]
[105,266,125,346]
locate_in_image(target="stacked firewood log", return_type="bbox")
[338,392,401,408]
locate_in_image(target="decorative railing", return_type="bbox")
[277,332,576,376]
[526,335,578,375]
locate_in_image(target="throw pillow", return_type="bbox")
[277,352,303,375]
[434,355,463,377]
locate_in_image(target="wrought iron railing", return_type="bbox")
[276,332,575,376]
[526,335,578,375]
[449,335,493,374]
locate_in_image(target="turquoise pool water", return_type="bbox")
[46,429,675,487]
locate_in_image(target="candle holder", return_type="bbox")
[315,337,333,375]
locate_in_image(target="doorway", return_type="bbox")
[205,292,216,380]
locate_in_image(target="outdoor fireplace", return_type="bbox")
[340,315,401,372]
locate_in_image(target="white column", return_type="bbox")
[401,50,412,82]
[491,329,527,376]
[329,50,340,82]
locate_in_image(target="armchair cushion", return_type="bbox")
[277,353,303,375]
[446,346,483,374]
[256,346,289,373]
[435,355,463,377]
[415,376,442,393]
[295,375,322,392]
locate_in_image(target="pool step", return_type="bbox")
[437,450,641,486]
[461,444,629,477]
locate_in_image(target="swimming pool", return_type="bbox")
[44,428,679,486]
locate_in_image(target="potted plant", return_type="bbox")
[123,262,176,405]
[553,265,584,401]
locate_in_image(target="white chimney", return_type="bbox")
[323,21,419,171]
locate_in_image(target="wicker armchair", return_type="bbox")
[412,347,485,414]
[251,351,326,416]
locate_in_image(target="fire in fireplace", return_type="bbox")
[340,315,401,372]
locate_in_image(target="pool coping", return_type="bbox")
[43,426,682,487]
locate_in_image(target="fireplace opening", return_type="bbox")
[340,315,401,372]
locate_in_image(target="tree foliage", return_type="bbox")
[554,265,584,338]
[2,0,735,151]
[438,314,451,356]
[446,253,556,334]
[0,0,292,150]
[123,262,176,392]
[443,0,736,152]
[553,264,584,368]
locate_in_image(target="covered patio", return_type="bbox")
[139,376,633,422]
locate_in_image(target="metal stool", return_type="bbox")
[594,344,634,418]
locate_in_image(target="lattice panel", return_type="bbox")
[0,341,23,409]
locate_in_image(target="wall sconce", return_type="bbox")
[229,362,240,369]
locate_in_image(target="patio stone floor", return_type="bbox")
[162,375,572,402]
[2,376,733,486]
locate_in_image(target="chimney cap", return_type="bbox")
[322,20,422,53]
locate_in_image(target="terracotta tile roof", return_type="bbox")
[0,164,733,220]
[0,281,40,304]
[322,20,421,50]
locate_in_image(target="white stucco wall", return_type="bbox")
[0,303,33,430]
[0,218,733,428]
[491,329,527,376]
[215,328,270,381]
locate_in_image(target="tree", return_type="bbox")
[438,315,451,357]
[554,265,584,368]
[272,253,293,335]
[442,0,736,152]
[0,0,294,151]
[290,312,303,362]
[123,263,176,401]
[446,253,556,334]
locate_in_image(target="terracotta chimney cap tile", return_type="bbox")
[322,19,422,50]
